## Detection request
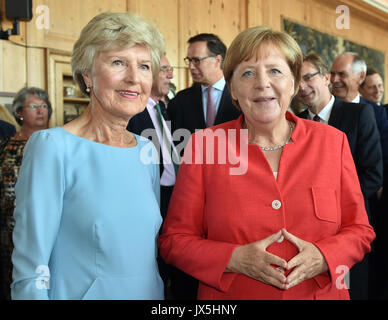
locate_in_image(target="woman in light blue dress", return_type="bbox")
[11,12,166,300]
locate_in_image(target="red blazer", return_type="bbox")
[159,112,375,300]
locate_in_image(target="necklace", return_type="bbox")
[16,131,28,141]
[257,121,294,151]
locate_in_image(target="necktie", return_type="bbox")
[154,101,179,175]
[206,86,216,127]
[313,114,320,122]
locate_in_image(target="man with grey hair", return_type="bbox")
[331,52,388,299]
[331,52,367,102]
[331,52,388,171]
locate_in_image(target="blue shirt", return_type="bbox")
[11,127,164,300]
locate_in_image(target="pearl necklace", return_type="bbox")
[257,121,294,152]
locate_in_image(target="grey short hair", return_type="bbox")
[12,87,52,125]
[339,52,367,75]
[71,12,165,96]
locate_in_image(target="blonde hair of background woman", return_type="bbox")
[0,104,20,130]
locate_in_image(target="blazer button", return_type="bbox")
[272,200,281,210]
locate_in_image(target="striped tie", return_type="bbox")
[154,102,179,175]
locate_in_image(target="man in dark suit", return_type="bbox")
[168,33,240,149]
[331,52,388,173]
[128,55,177,219]
[0,119,16,138]
[128,55,198,300]
[297,53,383,300]
[331,52,388,299]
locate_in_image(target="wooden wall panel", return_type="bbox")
[177,0,248,89]
[26,48,46,88]
[27,0,127,53]
[0,40,26,92]
[127,0,182,90]
[1,0,388,102]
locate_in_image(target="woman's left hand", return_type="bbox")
[281,229,328,289]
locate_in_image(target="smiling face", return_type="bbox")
[297,61,331,110]
[83,44,153,120]
[359,73,384,104]
[230,43,295,125]
[330,54,364,102]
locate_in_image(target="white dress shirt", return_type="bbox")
[307,95,335,124]
[352,93,361,104]
[146,98,178,186]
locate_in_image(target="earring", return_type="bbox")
[85,84,91,93]
[20,117,24,121]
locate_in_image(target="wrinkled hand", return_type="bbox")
[227,231,288,290]
[282,229,328,289]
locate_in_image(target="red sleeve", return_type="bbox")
[158,134,239,292]
[313,133,376,289]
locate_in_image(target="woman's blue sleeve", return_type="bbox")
[11,131,65,300]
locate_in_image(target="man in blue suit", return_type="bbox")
[359,67,384,106]
[331,52,388,299]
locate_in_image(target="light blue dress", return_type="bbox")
[10,127,164,300]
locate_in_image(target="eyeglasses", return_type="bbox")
[183,55,217,66]
[26,103,49,110]
[301,71,320,83]
[160,66,174,73]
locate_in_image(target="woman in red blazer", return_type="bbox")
[158,26,375,300]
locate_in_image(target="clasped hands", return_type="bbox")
[226,228,328,290]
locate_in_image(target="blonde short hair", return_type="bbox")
[223,26,303,109]
[71,12,165,96]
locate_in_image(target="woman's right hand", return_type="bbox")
[226,230,288,290]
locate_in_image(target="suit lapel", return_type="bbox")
[128,108,155,135]
[297,109,309,119]
[328,98,343,129]
[192,84,206,128]
[214,86,229,125]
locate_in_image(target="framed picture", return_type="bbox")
[0,91,16,114]
[283,18,385,81]
[0,91,19,128]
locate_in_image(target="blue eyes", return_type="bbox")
[241,69,282,78]
[112,60,150,71]
[139,64,150,70]
[113,60,124,66]
[242,70,254,77]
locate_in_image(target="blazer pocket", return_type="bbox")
[311,187,338,223]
